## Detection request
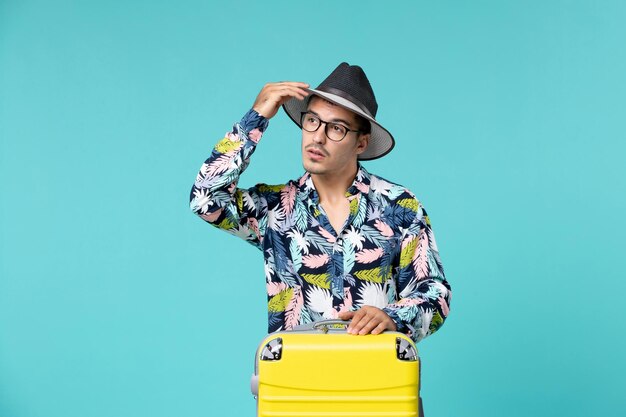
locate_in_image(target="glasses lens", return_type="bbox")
[301,113,320,132]
[326,123,348,141]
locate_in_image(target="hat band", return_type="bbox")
[316,86,374,118]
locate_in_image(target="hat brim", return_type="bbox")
[282,88,395,161]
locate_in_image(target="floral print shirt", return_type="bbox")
[190,109,451,342]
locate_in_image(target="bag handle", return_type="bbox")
[312,319,351,333]
[291,319,351,332]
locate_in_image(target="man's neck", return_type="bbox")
[310,165,359,205]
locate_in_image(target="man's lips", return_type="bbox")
[306,146,328,159]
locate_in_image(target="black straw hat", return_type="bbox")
[282,62,395,160]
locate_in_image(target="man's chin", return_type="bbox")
[302,160,326,175]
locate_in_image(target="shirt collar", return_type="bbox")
[297,164,371,202]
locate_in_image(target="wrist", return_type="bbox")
[383,308,406,333]
[240,108,269,133]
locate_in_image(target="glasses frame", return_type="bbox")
[300,112,362,142]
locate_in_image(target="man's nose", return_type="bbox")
[312,123,328,144]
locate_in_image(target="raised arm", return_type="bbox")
[189,82,309,248]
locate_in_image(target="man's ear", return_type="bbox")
[356,133,370,155]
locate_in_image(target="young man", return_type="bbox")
[190,63,451,342]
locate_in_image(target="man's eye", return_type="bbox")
[307,116,318,124]
[331,124,346,133]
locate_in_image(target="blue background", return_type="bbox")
[1,1,625,416]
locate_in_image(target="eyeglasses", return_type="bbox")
[300,112,361,142]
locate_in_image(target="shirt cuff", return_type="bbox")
[240,108,269,133]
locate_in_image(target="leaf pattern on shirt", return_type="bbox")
[190,109,452,342]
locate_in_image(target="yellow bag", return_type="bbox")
[251,320,423,417]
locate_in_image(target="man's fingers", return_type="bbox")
[253,83,310,118]
[252,81,309,119]
[263,85,310,103]
[347,310,370,334]
[264,83,309,95]
[358,316,383,335]
[341,307,396,336]
[280,88,309,102]
[370,321,389,335]
[338,311,354,320]
[274,86,310,100]
[273,81,310,88]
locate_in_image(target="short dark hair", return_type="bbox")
[354,114,371,135]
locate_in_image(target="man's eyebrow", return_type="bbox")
[306,109,354,128]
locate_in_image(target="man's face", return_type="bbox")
[301,96,369,178]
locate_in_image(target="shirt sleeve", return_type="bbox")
[383,202,452,343]
[189,109,270,249]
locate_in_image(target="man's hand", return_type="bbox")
[252,82,310,119]
[338,306,397,335]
